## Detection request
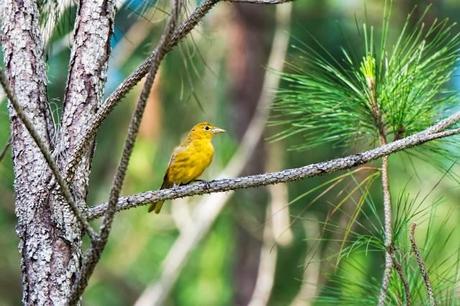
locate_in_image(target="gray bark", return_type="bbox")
[1,0,75,304]
[1,0,114,304]
[60,0,115,199]
[87,126,460,219]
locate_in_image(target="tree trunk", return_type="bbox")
[1,0,114,303]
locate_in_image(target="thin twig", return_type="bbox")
[68,1,182,304]
[88,127,460,220]
[62,0,220,184]
[0,70,98,241]
[0,137,11,163]
[365,59,401,306]
[391,248,411,305]
[378,155,394,306]
[410,223,436,306]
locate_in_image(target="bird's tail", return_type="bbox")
[148,179,171,214]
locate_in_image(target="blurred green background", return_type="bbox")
[1,0,459,305]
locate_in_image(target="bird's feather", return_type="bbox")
[148,122,223,214]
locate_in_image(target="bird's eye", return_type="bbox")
[205,126,210,131]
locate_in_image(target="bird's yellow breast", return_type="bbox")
[166,139,214,185]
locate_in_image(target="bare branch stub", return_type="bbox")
[87,125,460,219]
[68,0,183,303]
[410,223,436,306]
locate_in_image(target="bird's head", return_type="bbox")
[188,121,226,140]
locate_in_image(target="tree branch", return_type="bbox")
[426,112,460,134]
[59,0,116,200]
[68,0,182,303]
[363,55,401,306]
[410,223,436,306]
[62,0,220,183]
[378,155,394,306]
[87,125,460,220]
[377,132,394,306]
[391,249,411,305]
[0,70,98,241]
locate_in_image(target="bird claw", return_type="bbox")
[194,179,211,191]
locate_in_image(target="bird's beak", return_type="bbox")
[212,127,226,134]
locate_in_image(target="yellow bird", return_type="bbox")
[148,121,225,214]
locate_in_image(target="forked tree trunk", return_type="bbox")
[1,0,114,303]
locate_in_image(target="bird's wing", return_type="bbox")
[162,144,188,185]
[168,144,187,167]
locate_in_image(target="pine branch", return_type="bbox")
[87,124,460,220]
[410,223,436,306]
[363,55,399,306]
[426,112,460,134]
[273,13,460,152]
[0,70,98,241]
[391,248,411,305]
[68,0,182,303]
[62,0,220,184]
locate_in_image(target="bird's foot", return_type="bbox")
[193,179,211,191]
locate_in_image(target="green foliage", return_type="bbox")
[311,165,460,305]
[272,3,460,150]
[1,1,460,305]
